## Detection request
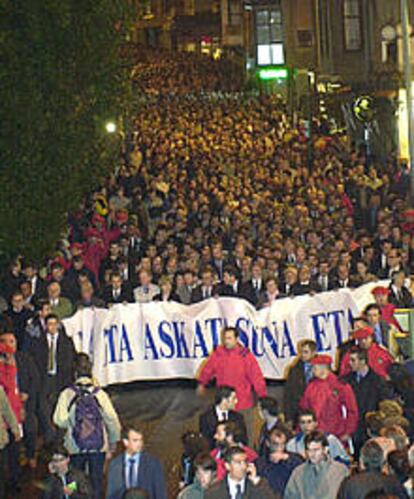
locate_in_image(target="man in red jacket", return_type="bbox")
[299,355,358,443]
[0,332,24,491]
[197,326,267,445]
[339,326,394,379]
[371,286,401,330]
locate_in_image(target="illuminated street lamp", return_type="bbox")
[105,121,117,134]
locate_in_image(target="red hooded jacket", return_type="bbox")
[198,344,267,411]
[299,372,358,439]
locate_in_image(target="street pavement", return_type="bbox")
[16,380,284,498]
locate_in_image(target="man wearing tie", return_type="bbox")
[191,267,217,303]
[101,272,133,307]
[28,313,76,420]
[313,261,332,292]
[246,263,264,306]
[333,265,357,290]
[106,426,167,499]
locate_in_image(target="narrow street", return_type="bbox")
[17,380,284,498]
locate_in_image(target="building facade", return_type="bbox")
[133,0,222,54]
[314,0,414,159]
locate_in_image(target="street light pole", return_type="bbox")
[401,0,414,201]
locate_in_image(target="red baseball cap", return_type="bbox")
[310,354,332,366]
[371,286,390,296]
[353,326,374,340]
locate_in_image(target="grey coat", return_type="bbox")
[0,385,20,450]
[284,458,349,499]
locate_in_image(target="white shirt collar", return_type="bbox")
[227,476,246,498]
[215,405,228,421]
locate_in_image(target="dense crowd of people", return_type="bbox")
[0,48,414,498]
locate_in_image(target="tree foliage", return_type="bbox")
[0,0,134,264]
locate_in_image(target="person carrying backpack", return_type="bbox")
[53,353,121,499]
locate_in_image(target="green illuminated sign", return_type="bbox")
[258,68,288,80]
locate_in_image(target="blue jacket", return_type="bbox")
[106,451,167,499]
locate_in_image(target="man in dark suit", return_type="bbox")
[211,243,228,281]
[99,240,122,283]
[283,340,317,424]
[350,233,371,269]
[5,290,33,349]
[311,261,334,293]
[22,261,47,301]
[377,247,404,279]
[15,339,53,468]
[24,300,52,348]
[245,262,265,306]
[199,386,247,449]
[331,264,359,289]
[101,272,134,306]
[27,313,76,419]
[341,346,390,456]
[389,270,413,308]
[106,426,167,499]
[215,267,253,301]
[205,446,275,499]
[372,239,392,276]
[292,266,319,296]
[42,444,92,499]
[191,267,217,303]
[63,256,97,302]
[278,267,298,297]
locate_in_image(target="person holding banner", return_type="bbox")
[196,326,267,446]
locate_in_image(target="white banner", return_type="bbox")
[63,282,385,386]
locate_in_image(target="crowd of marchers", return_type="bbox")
[0,50,414,498]
[2,316,414,498]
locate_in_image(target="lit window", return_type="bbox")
[256,5,284,65]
